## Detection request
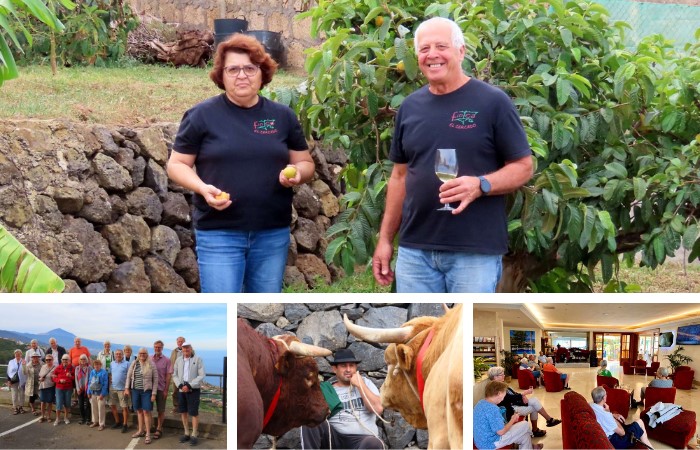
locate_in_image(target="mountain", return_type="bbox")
[0,329,133,354]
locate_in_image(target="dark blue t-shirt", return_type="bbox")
[390,78,531,254]
[174,94,308,230]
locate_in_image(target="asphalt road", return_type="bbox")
[0,405,226,449]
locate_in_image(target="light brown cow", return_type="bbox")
[344,304,463,449]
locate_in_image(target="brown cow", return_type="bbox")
[344,304,463,449]
[237,318,331,449]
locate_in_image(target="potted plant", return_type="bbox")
[500,349,515,382]
[664,346,694,373]
[474,357,491,381]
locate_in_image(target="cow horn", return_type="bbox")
[442,303,450,314]
[287,341,332,357]
[343,314,414,343]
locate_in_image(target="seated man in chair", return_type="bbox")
[543,357,571,389]
[590,386,654,449]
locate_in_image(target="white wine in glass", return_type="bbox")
[435,148,458,211]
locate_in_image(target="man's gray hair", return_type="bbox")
[414,17,465,54]
[600,359,608,368]
[659,366,670,377]
[591,386,606,404]
[546,356,554,364]
[31,339,38,345]
[487,366,505,380]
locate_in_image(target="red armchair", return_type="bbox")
[641,386,697,449]
[622,360,634,375]
[602,385,630,417]
[596,375,619,389]
[634,359,648,375]
[544,370,564,392]
[670,365,695,390]
[517,368,537,390]
[561,391,614,449]
[645,361,660,376]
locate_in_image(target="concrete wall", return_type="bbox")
[128,0,318,70]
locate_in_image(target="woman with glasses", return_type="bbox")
[87,359,109,430]
[75,354,92,424]
[7,349,27,414]
[125,348,158,444]
[38,355,56,422]
[23,352,43,415]
[52,355,74,425]
[167,33,314,293]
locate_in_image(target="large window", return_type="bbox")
[550,332,588,349]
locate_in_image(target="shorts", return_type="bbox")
[131,389,153,412]
[178,389,201,417]
[56,387,72,410]
[110,390,129,408]
[155,390,167,413]
[39,388,56,404]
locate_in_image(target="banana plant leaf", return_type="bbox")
[0,225,65,293]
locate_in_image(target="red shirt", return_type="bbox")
[52,363,75,390]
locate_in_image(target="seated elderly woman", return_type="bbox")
[590,386,654,449]
[542,356,571,389]
[632,366,673,407]
[598,359,613,377]
[474,380,543,449]
[487,366,560,438]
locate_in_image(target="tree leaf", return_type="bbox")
[632,177,648,201]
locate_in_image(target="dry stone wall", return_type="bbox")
[0,119,344,293]
[127,0,318,70]
[237,303,455,449]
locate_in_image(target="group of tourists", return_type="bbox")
[6,336,206,446]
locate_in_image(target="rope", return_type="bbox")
[347,381,387,450]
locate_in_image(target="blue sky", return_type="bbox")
[0,303,227,350]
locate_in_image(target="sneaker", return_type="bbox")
[546,418,561,427]
[189,436,198,446]
[111,422,121,429]
[54,419,60,426]
[179,435,191,443]
[64,418,70,425]
[122,425,128,433]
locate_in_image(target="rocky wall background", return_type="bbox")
[237,303,455,449]
[0,119,346,292]
[127,0,318,70]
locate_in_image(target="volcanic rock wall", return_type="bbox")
[0,119,344,292]
[237,303,456,449]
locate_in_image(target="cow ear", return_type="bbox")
[276,352,294,376]
[396,344,414,370]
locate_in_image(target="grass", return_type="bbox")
[0,63,305,126]
[594,261,700,293]
[284,267,393,293]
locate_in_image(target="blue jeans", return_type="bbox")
[396,246,502,293]
[195,227,290,293]
[131,388,153,411]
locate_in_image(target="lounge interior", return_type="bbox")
[473,303,700,449]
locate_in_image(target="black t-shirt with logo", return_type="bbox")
[174,94,308,230]
[390,78,531,254]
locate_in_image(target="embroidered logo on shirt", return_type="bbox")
[254,119,278,135]
[449,110,478,130]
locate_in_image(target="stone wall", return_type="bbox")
[127,0,318,70]
[0,119,344,293]
[237,303,454,449]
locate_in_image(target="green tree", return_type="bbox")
[277,0,700,292]
[0,0,67,85]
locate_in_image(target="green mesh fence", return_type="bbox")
[595,0,700,49]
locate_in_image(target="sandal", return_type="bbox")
[153,429,162,439]
[12,408,19,415]
[131,431,146,438]
[145,435,152,444]
[19,407,26,414]
[33,411,40,416]
[533,429,547,437]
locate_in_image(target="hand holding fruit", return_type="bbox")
[279,164,301,187]
[200,183,232,210]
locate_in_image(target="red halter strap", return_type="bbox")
[262,340,283,429]
[416,328,435,410]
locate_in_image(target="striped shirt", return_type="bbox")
[133,362,144,390]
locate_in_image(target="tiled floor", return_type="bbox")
[502,364,699,449]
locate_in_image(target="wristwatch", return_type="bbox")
[478,176,491,195]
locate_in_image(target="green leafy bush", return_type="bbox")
[273,0,700,291]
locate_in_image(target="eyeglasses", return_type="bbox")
[138,353,148,356]
[224,64,259,77]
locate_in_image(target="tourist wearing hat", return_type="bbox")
[23,351,43,415]
[173,342,206,446]
[301,349,385,449]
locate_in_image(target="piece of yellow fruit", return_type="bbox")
[375,16,384,27]
[282,166,297,179]
[215,192,230,201]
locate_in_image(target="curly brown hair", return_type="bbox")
[209,33,278,90]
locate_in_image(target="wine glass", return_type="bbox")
[435,148,458,211]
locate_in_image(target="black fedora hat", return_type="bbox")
[329,348,361,365]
